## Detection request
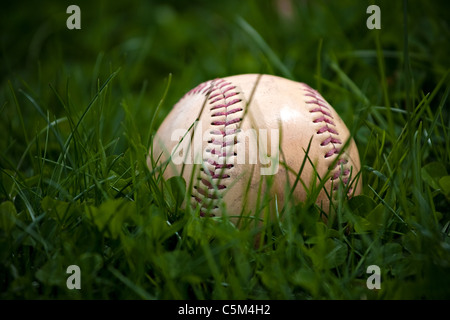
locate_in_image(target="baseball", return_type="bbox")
[149,74,362,225]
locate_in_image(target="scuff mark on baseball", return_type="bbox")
[148,74,362,225]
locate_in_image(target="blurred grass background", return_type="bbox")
[1,0,448,146]
[0,0,449,299]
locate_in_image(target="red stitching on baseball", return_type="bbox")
[222,85,236,94]
[309,107,333,118]
[209,130,222,135]
[206,158,234,169]
[210,149,227,156]
[208,93,222,101]
[324,148,341,158]
[210,99,242,111]
[215,163,234,169]
[191,195,217,217]
[211,108,243,117]
[317,126,339,135]
[199,210,217,217]
[187,82,208,95]
[304,92,326,101]
[212,174,230,179]
[320,136,342,146]
[200,168,230,179]
[194,185,219,197]
[302,84,353,193]
[211,117,241,126]
[218,81,230,89]
[199,179,226,191]
[187,78,243,214]
[313,116,335,126]
[331,168,350,180]
[329,158,348,170]
[224,92,239,99]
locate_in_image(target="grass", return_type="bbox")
[1,0,449,299]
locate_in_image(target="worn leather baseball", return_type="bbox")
[149,74,362,225]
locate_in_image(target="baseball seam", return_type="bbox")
[188,78,243,216]
[185,79,354,216]
[302,84,353,193]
